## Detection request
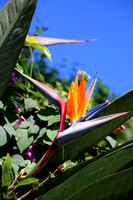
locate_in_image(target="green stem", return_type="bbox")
[27,46,33,92]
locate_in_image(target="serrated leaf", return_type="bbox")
[0,0,37,98]
[2,153,12,187]
[16,177,39,187]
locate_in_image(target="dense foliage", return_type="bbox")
[0,1,133,199]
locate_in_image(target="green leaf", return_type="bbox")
[68,168,133,200]
[0,125,12,146]
[106,136,118,148]
[34,128,46,143]
[16,177,39,187]
[28,124,40,134]
[48,114,60,126]
[0,100,4,109]
[26,42,51,61]
[37,108,56,121]
[12,154,24,166]
[24,98,37,109]
[2,153,12,187]
[16,129,33,153]
[48,90,133,168]
[46,128,58,142]
[0,0,37,98]
[30,141,133,200]
[4,124,16,136]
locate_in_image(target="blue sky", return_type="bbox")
[1,0,133,96]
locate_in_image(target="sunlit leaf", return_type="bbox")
[0,0,37,98]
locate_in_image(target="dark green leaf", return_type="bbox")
[2,153,12,187]
[16,177,39,187]
[68,168,133,200]
[32,141,133,200]
[0,0,37,98]
[49,90,133,167]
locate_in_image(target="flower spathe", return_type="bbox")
[66,72,97,123]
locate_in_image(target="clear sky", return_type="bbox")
[1,0,133,96]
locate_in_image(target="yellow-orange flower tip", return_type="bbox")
[66,72,97,124]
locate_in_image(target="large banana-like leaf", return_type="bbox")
[26,141,133,199]
[0,0,37,98]
[47,90,133,169]
[68,168,133,200]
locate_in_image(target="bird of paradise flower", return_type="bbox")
[15,68,128,176]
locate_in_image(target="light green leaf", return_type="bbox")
[0,0,37,98]
[16,177,39,187]
[12,154,24,166]
[4,124,16,136]
[2,153,12,187]
[16,129,33,153]
[46,129,58,142]
[37,108,56,121]
[28,124,40,134]
[34,128,46,143]
[0,100,4,109]
[26,42,51,61]
[24,98,37,109]
[48,114,60,126]
[106,136,118,148]
[0,125,12,146]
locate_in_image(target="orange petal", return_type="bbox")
[83,78,97,116]
[66,82,74,120]
[78,73,86,119]
[73,73,79,121]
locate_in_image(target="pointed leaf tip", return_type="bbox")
[55,112,129,148]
